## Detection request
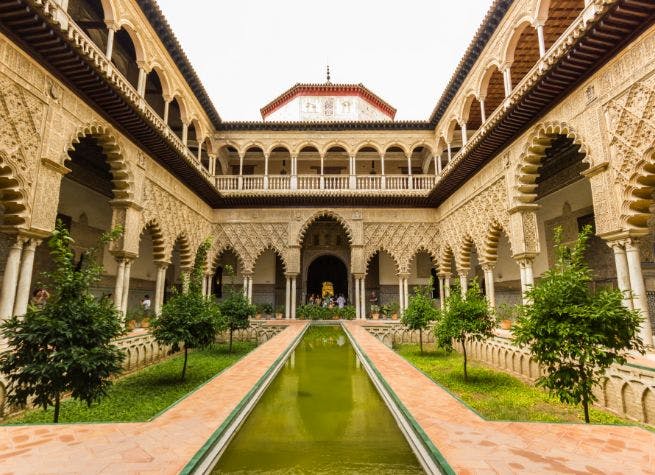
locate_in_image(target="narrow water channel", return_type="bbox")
[213,325,423,474]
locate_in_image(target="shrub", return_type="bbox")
[151,240,224,380]
[0,222,124,423]
[434,279,494,381]
[513,226,644,422]
[402,282,439,352]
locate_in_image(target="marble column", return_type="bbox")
[105,26,116,60]
[14,239,41,316]
[0,237,25,319]
[291,276,297,320]
[444,274,451,300]
[121,259,132,315]
[625,239,653,346]
[536,23,546,57]
[154,264,167,314]
[360,276,367,319]
[517,256,535,305]
[248,276,253,304]
[480,99,486,123]
[607,240,633,309]
[438,275,446,310]
[459,271,469,298]
[113,258,126,311]
[403,276,409,311]
[482,263,495,309]
[285,275,291,319]
[355,276,361,319]
[397,276,404,315]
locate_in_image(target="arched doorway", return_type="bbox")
[306,255,348,301]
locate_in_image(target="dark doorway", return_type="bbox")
[307,255,348,300]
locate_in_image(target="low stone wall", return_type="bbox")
[0,321,288,418]
[364,323,655,425]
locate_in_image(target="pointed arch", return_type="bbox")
[297,210,353,246]
[482,220,512,264]
[457,234,478,272]
[407,245,439,273]
[66,123,133,200]
[211,244,247,274]
[0,152,29,228]
[622,147,655,229]
[515,121,590,204]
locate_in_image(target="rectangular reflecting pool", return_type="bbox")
[213,325,424,474]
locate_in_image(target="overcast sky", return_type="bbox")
[156,0,492,121]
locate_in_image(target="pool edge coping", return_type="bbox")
[342,323,456,475]
[179,322,310,475]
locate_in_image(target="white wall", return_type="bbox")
[265,95,391,122]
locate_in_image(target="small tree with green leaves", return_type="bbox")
[218,265,255,352]
[402,281,439,353]
[434,279,494,381]
[513,226,644,423]
[151,240,223,380]
[0,222,124,423]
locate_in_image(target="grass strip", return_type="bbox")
[396,343,652,429]
[5,341,255,424]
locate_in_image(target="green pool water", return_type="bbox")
[212,325,424,474]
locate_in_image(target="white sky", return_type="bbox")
[156,0,493,121]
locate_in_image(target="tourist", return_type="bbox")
[336,294,345,308]
[141,294,151,315]
[31,288,49,308]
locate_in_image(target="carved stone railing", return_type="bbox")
[214,173,435,194]
[32,0,212,180]
[364,323,655,425]
[114,330,174,373]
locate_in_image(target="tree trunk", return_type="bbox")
[580,363,590,423]
[462,337,468,382]
[229,329,233,353]
[419,328,423,353]
[181,346,188,381]
[53,394,60,423]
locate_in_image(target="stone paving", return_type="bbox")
[0,321,308,474]
[344,321,655,475]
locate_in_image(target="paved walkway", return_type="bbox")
[0,321,308,474]
[345,321,655,475]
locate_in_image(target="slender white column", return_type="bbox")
[403,277,409,311]
[137,67,147,97]
[459,272,468,298]
[113,258,125,311]
[503,67,512,97]
[482,264,495,309]
[438,275,446,310]
[105,27,116,60]
[243,276,248,297]
[625,240,653,346]
[517,257,534,304]
[163,99,170,124]
[182,123,189,146]
[461,123,467,145]
[447,143,452,162]
[121,259,132,315]
[607,240,633,309]
[444,275,451,300]
[264,153,269,190]
[480,99,486,123]
[398,276,404,315]
[360,277,367,319]
[14,239,40,316]
[285,276,291,319]
[536,23,546,57]
[201,272,207,296]
[248,276,253,304]
[154,264,167,314]
[355,277,361,319]
[0,237,25,319]
[291,276,297,320]
[349,156,356,190]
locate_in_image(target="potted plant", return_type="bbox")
[371,304,381,320]
[495,303,519,330]
[262,303,274,319]
[390,301,400,320]
[254,304,264,320]
[275,304,284,320]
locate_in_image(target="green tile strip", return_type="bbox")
[342,324,456,475]
[180,323,309,475]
